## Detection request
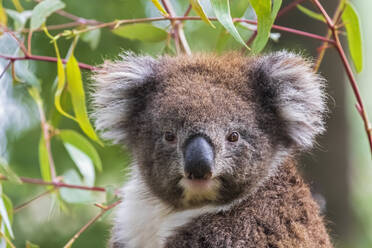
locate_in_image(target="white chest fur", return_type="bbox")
[111,173,221,248]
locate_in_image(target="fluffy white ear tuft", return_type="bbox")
[254,51,327,149]
[91,52,157,145]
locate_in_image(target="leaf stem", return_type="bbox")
[0,54,96,70]
[0,174,106,192]
[14,188,55,213]
[63,200,121,248]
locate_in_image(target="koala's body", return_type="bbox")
[93,51,333,248]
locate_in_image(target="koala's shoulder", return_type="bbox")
[165,160,332,248]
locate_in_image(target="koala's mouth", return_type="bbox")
[178,177,220,207]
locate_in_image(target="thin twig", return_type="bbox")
[34,99,57,181]
[0,174,106,192]
[0,25,29,56]
[14,188,56,213]
[312,0,372,155]
[0,61,12,80]
[0,54,96,70]
[161,0,191,55]
[277,0,307,19]
[63,200,121,248]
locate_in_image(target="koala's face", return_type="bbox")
[93,52,325,209]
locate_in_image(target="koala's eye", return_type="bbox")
[227,131,239,142]
[164,131,177,142]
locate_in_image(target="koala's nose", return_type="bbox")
[184,136,214,180]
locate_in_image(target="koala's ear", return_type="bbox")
[92,53,157,145]
[251,51,327,149]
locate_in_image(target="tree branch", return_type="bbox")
[0,54,96,70]
[0,174,106,192]
[63,200,121,248]
[312,0,372,155]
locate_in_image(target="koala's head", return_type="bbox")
[93,51,326,209]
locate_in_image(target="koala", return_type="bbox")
[92,51,333,248]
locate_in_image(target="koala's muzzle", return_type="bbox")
[184,136,214,180]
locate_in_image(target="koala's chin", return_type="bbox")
[93,51,332,248]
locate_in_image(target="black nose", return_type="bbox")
[184,136,214,180]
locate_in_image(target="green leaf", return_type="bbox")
[66,54,102,145]
[38,136,52,185]
[26,241,40,248]
[210,0,249,49]
[59,130,102,172]
[30,0,65,30]
[297,5,326,22]
[113,23,168,43]
[60,170,93,203]
[14,56,41,88]
[342,2,363,73]
[5,9,32,31]
[0,194,13,239]
[81,28,101,50]
[249,0,282,53]
[11,0,24,12]
[0,157,21,184]
[189,0,215,28]
[0,0,7,28]
[54,42,75,120]
[105,185,119,205]
[230,0,251,18]
[150,0,168,16]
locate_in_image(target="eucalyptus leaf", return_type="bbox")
[38,135,52,187]
[0,195,13,239]
[26,241,40,248]
[297,5,326,23]
[81,28,101,50]
[210,0,249,49]
[0,157,21,184]
[30,0,65,30]
[60,129,102,172]
[0,0,6,28]
[113,23,168,43]
[66,54,102,145]
[151,0,168,16]
[342,2,363,73]
[249,0,282,53]
[189,0,215,28]
[60,170,93,203]
[5,9,32,31]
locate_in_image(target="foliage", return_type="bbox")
[0,0,367,247]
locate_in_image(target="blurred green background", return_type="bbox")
[0,0,371,247]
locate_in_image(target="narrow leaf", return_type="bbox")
[26,241,40,248]
[0,157,21,184]
[113,23,168,43]
[38,136,52,184]
[210,0,249,49]
[54,42,75,120]
[297,5,326,22]
[81,28,101,50]
[5,9,32,31]
[11,0,23,12]
[30,0,65,30]
[66,54,102,145]
[342,2,363,73]
[151,0,168,16]
[60,170,93,203]
[0,0,7,28]
[0,195,13,239]
[59,130,102,171]
[189,0,215,28]
[249,0,282,53]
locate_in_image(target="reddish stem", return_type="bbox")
[0,175,106,192]
[277,0,307,19]
[0,54,96,70]
[312,0,372,155]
